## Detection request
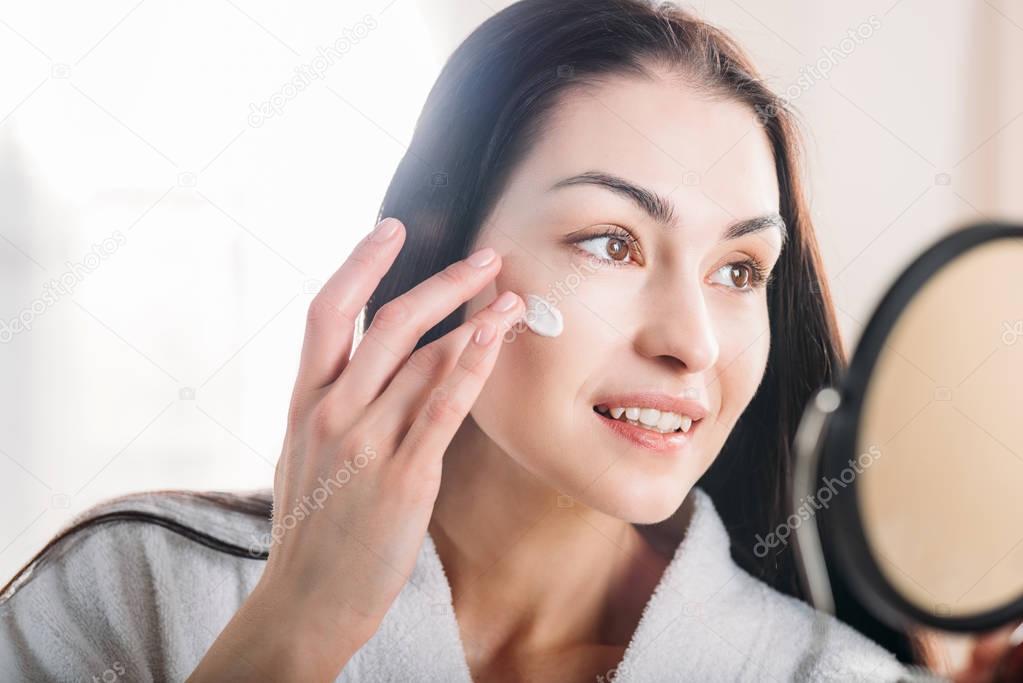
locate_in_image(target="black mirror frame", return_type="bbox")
[820,221,1023,633]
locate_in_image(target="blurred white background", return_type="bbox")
[1,0,1020,582]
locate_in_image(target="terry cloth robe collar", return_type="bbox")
[341,486,916,682]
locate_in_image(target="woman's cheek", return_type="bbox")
[713,303,771,429]
[466,269,575,440]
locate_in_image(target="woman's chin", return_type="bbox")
[580,476,694,525]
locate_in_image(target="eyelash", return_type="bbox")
[569,225,773,293]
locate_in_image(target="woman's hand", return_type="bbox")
[952,623,1023,683]
[188,217,524,682]
[916,621,1023,683]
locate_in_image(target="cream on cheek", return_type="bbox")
[523,294,564,337]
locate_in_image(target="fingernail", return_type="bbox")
[490,291,518,312]
[466,247,496,268]
[474,321,496,346]
[370,218,399,242]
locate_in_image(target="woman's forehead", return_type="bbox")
[489,82,780,246]
[509,76,780,217]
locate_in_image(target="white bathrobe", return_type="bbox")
[0,487,939,681]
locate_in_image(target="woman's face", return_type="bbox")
[464,71,785,524]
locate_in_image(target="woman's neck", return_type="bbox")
[428,416,677,660]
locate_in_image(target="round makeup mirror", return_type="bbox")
[793,223,1023,643]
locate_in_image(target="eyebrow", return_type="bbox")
[548,170,787,245]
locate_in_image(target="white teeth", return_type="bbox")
[638,408,660,426]
[595,404,699,435]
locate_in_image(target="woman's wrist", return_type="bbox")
[188,575,375,682]
[257,573,380,668]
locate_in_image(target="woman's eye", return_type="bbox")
[575,235,634,265]
[709,262,758,291]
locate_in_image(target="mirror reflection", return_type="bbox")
[857,238,1023,618]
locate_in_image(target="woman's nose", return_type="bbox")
[632,287,719,374]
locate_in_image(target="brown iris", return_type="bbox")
[606,237,629,261]
[728,264,752,288]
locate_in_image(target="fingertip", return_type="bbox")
[489,290,520,312]
[473,321,497,346]
[369,217,405,244]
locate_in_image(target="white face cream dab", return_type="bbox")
[524,294,564,337]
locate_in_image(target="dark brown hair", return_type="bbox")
[2,0,918,664]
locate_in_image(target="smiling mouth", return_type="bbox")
[592,404,700,435]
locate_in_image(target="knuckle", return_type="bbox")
[390,460,441,503]
[306,296,355,328]
[372,298,411,332]
[423,390,462,425]
[436,263,467,287]
[338,430,372,458]
[309,400,340,440]
[456,339,490,377]
[405,343,443,380]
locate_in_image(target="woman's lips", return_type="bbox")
[591,407,698,453]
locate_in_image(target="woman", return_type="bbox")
[0,0,982,680]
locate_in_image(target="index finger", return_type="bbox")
[297,217,405,393]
